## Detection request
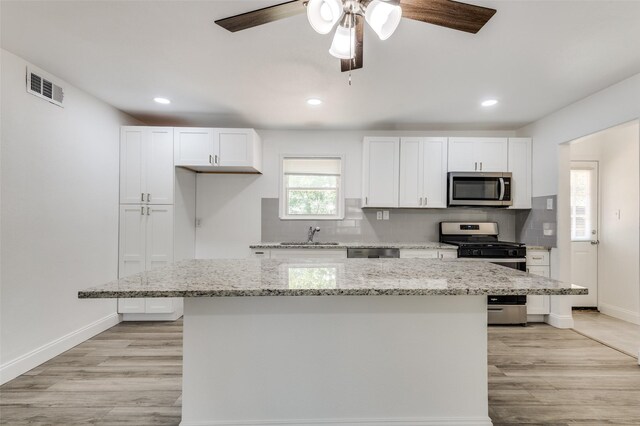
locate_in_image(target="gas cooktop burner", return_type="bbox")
[444,240,525,249]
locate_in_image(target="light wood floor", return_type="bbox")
[573,310,640,359]
[1,320,639,425]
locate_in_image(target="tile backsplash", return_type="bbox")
[515,195,558,248]
[261,198,520,243]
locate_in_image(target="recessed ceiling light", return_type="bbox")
[154,97,171,104]
[481,99,498,107]
[307,98,323,106]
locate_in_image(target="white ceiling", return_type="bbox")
[2,0,640,130]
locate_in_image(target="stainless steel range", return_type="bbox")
[439,221,528,326]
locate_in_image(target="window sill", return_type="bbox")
[279,215,345,221]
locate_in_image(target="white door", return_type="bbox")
[422,138,448,208]
[476,138,508,171]
[508,138,532,209]
[120,127,145,204]
[570,161,599,307]
[174,128,215,166]
[146,205,174,270]
[145,127,174,204]
[448,138,476,171]
[362,137,400,207]
[215,128,252,167]
[118,204,146,314]
[399,138,422,207]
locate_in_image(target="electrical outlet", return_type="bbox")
[546,198,553,210]
[376,211,383,220]
[383,211,390,220]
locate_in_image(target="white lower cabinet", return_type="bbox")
[254,249,347,259]
[526,250,551,315]
[118,205,183,320]
[399,249,458,259]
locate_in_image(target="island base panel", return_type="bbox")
[181,296,492,426]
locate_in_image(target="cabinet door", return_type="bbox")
[174,128,215,166]
[119,205,146,278]
[508,138,532,209]
[145,205,174,270]
[362,137,400,207]
[118,298,146,314]
[448,138,476,171]
[399,138,423,207]
[120,127,145,204]
[215,128,253,167]
[145,127,174,205]
[476,138,508,172]
[422,138,448,208]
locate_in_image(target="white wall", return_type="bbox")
[195,129,516,259]
[0,49,141,383]
[518,72,640,197]
[570,122,640,323]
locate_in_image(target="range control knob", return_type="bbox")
[472,249,481,256]
[508,249,518,256]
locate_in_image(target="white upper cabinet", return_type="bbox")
[399,137,448,208]
[120,127,174,205]
[362,137,400,208]
[508,137,532,209]
[448,137,508,172]
[174,128,215,167]
[175,128,262,173]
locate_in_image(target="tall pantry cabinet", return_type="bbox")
[118,127,196,320]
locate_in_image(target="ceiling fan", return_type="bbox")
[215,0,496,73]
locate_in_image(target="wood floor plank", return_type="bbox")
[2,319,639,425]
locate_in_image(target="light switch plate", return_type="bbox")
[383,211,390,220]
[546,198,553,210]
[376,211,383,220]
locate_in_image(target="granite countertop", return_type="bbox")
[250,242,458,250]
[78,258,586,299]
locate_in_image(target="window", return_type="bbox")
[280,156,344,220]
[570,168,594,241]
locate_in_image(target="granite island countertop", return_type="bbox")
[250,242,458,250]
[78,258,586,299]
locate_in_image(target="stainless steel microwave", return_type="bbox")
[448,172,513,207]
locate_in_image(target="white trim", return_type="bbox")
[180,417,493,426]
[122,312,183,321]
[279,154,346,221]
[0,312,120,385]
[598,303,640,325]
[546,312,574,329]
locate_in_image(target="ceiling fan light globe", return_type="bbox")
[329,24,355,59]
[307,0,343,34]
[365,0,402,40]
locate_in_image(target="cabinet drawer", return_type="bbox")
[400,249,439,259]
[527,251,549,266]
[438,250,458,259]
[251,249,270,258]
[527,265,550,277]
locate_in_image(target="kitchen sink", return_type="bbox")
[279,242,340,246]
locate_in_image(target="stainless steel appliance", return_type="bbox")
[448,172,513,207]
[347,248,400,258]
[439,221,527,325]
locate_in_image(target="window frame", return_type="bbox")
[279,154,345,220]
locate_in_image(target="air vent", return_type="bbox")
[26,67,64,107]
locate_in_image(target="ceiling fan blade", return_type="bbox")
[341,14,364,72]
[215,0,306,32]
[400,0,496,34]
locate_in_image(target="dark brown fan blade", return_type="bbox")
[400,0,496,34]
[215,0,306,32]
[340,14,364,72]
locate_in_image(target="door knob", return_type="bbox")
[590,240,600,245]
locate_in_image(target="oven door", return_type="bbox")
[448,172,512,207]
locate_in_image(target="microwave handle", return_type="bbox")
[499,178,506,200]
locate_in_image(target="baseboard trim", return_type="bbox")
[180,417,493,426]
[546,312,574,329]
[121,312,183,321]
[598,303,640,325]
[0,312,120,385]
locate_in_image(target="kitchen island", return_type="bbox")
[80,258,586,426]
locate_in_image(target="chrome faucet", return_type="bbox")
[307,226,320,243]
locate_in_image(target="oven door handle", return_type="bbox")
[499,177,506,201]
